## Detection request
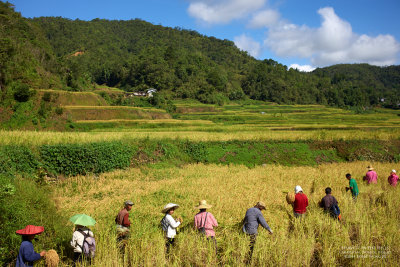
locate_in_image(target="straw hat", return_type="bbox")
[196,200,212,209]
[367,165,374,171]
[255,201,266,210]
[16,225,44,235]
[295,185,303,194]
[162,203,179,213]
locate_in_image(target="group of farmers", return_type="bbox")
[15,165,398,266]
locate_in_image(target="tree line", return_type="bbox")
[1,1,399,109]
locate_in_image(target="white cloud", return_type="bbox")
[188,0,266,24]
[289,64,316,72]
[248,9,280,28]
[234,34,262,57]
[264,7,400,67]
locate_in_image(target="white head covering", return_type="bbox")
[295,185,303,194]
[162,203,179,213]
[392,169,396,173]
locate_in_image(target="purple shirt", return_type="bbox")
[364,170,377,184]
[16,241,41,267]
[194,211,218,237]
[388,174,398,186]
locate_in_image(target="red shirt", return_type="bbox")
[294,193,308,214]
[115,208,131,227]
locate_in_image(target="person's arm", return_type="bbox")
[22,242,42,262]
[211,214,218,227]
[257,212,272,232]
[167,215,181,229]
[305,195,309,207]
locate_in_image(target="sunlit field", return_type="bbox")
[45,162,400,266]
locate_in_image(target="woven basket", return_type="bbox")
[286,192,295,204]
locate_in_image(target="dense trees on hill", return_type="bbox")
[1,2,399,109]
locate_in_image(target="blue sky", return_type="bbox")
[8,0,400,71]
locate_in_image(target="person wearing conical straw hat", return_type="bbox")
[388,169,398,187]
[293,185,308,218]
[15,225,46,267]
[242,201,273,263]
[363,165,377,184]
[160,203,182,256]
[194,200,218,254]
[70,218,95,266]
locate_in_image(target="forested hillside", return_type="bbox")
[1,1,400,108]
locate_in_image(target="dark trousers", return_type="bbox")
[207,236,218,255]
[246,234,257,263]
[73,252,83,266]
[165,238,175,256]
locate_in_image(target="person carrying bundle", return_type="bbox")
[115,200,134,242]
[345,173,359,200]
[319,187,341,221]
[242,201,273,263]
[160,203,182,257]
[15,225,46,267]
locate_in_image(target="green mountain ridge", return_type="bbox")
[1,1,400,110]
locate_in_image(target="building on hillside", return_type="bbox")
[125,88,157,98]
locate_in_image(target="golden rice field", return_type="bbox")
[1,128,400,147]
[45,161,400,266]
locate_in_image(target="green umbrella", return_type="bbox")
[69,214,96,226]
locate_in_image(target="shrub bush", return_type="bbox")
[0,176,70,265]
[40,142,135,176]
[0,146,39,177]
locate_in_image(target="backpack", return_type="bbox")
[329,204,341,219]
[161,215,169,232]
[77,229,96,258]
[198,212,208,235]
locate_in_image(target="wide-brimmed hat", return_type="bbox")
[295,185,303,194]
[196,200,212,209]
[255,201,266,210]
[162,203,179,213]
[367,165,374,171]
[16,225,44,235]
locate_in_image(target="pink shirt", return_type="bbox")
[388,174,398,186]
[364,170,377,184]
[194,212,218,237]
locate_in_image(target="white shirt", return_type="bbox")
[164,214,181,238]
[70,227,94,253]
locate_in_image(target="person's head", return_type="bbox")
[196,200,212,211]
[367,165,374,171]
[168,207,175,215]
[325,187,332,195]
[294,185,303,194]
[162,203,180,214]
[255,201,266,211]
[391,169,396,175]
[124,200,134,211]
[22,234,36,241]
[346,173,351,180]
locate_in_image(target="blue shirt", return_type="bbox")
[16,241,41,267]
[243,207,271,235]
